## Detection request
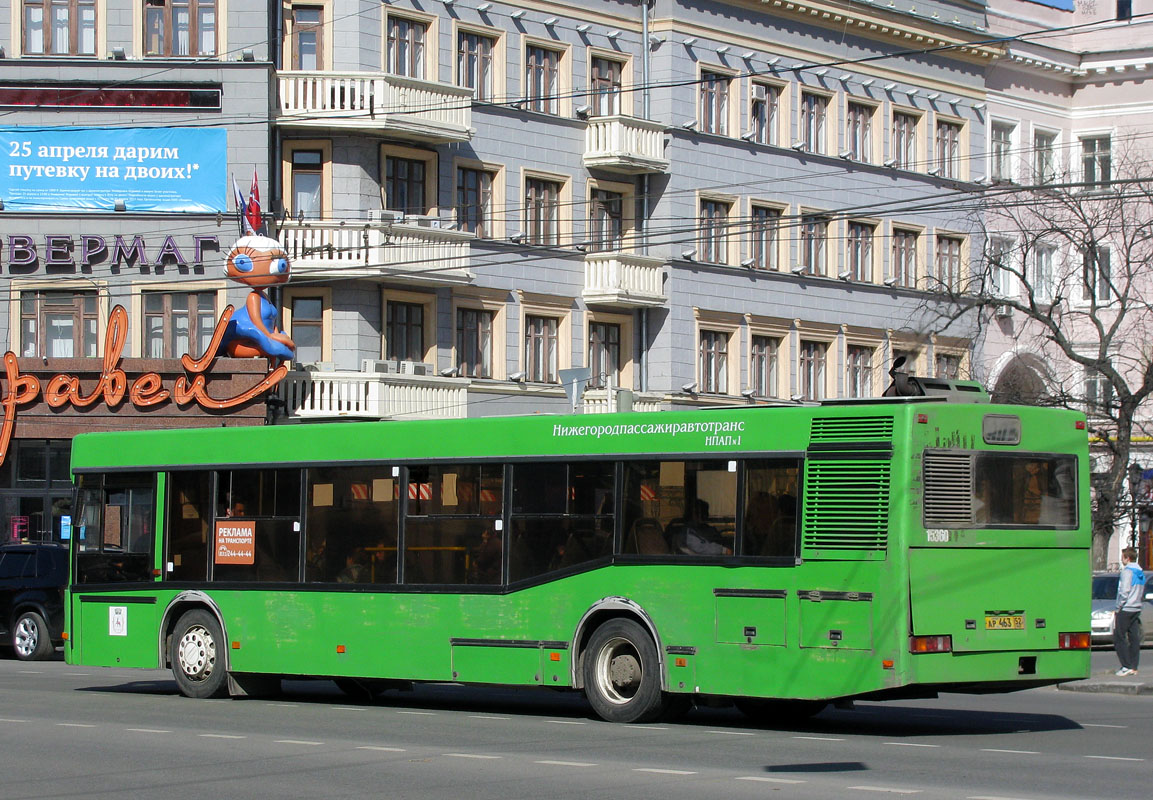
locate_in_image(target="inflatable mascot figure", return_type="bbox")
[220,235,296,362]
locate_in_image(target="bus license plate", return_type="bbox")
[985,615,1024,630]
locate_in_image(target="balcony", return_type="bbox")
[583,115,669,174]
[581,389,665,414]
[582,251,666,307]
[279,218,473,284]
[280,369,469,420]
[277,71,473,142]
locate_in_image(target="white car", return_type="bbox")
[1091,572,1153,646]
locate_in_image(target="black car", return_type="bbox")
[0,543,67,660]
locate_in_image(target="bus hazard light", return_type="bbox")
[909,635,952,653]
[1058,632,1091,650]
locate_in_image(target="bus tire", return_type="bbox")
[13,610,54,661]
[583,618,665,723]
[734,697,827,723]
[170,610,229,699]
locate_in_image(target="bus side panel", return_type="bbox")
[74,596,160,668]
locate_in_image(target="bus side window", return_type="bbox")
[742,459,800,558]
[75,472,156,583]
[167,471,211,582]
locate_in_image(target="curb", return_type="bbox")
[1057,679,1153,695]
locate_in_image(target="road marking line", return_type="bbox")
[396,711,436,716]
[269,703,299,708]
[548,720,586,725]
[57,723,96,728]
[794,735,845,741]
[469,715,511,720]
[535,760,597,767]
[0,719,27,723]
[980,749,1039,755]
[332,707,367,712]
[445,753,502,759]
[626,725,667,730]
[18,670,44,674]
[884,742,940,748]
[126,728,170,733]
[357,746,406,752]
[967,796,1035,800]
[1082,723,1126,728]
[1085,755,1144,762]
[199,734,246,739]
[64,672,91,676]
[735,776,806,785]
[634,768,697,775]
[848,786,921,794]
[275,740,323,746]
[708,730,756,736]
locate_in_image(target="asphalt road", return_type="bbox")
[1,656,1149,800]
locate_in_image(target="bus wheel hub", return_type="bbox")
[609,654,640,688]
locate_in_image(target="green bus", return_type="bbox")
[64,386,1091,723]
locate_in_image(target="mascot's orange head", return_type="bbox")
[225,235,291,288]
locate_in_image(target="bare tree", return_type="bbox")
[941,150,1153,567]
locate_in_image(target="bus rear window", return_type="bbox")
[924,452,1076,529]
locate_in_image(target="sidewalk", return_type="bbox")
[1058,668,1153,695]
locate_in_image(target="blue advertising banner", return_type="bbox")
[0,126,227,213]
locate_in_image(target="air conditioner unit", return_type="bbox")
[298,361,334,372]
[361,359,397,373]
[367,209,404,224]
[405,215,442,228]
[399,361,433,375]
[993,304,1013,318]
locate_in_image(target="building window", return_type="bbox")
[846,345,873,398]
[1081,135,1111,189]
[457,308,493,378]
[588,321,620,389]
[1031,242,1055,301]
[589,189,623,252]
[387,16,426,78]
[525,315,558,383]
[846,102,872,162]
[144,0,216,57]
[1082,246,1111,303]
[750,335,778,397]
[456,166,493,238]
[891,229,917,288]
[591,57,622,116]
[847,222,873,282]
[288,5,322,70]
[751,206,780,270]
[291,296,324,363]
[24,0,95,55]
[800,215,826,274]
[457,31,494,101]
[799,340,826,401]
[800,93,826,154]
[935,235,963,292]
[699,199,730,264]
[750,83,778,146]
[21,291,98,359]
[525,177,561,246]
[936,353,961,380]
[290,149,323,220]
[386,300,424,362]
[1034,131,1056,184]
[700,71,729,135]
[893,112,917,170]
[699,330,728,394]
[143,292,216,359]
[991,122,1014,182]
[1084,366,1113,414]
[525,45,560,114]
[990,237,1014,297]
[935,120,961,178]
[384,155,428,216]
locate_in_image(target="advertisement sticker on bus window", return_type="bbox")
[373,478,393,501]
[215,520,256,565]
[982,414,1021,445]
[109,606,128,637]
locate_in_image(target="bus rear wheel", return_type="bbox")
[170,610,228,699]
[583,618,666,723]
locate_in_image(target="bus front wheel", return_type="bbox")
[583,618,666,723]
[170,610,229,699]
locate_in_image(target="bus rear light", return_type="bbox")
[674,657,687,667]
[231,641,241,650]
[909,635,952,653]
[882,659,894,669]
[549,652,560,662]
[61,632,68,641]
[1075,420,1086,430]
[916,414,929,424]
[1059,632,1091,650]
